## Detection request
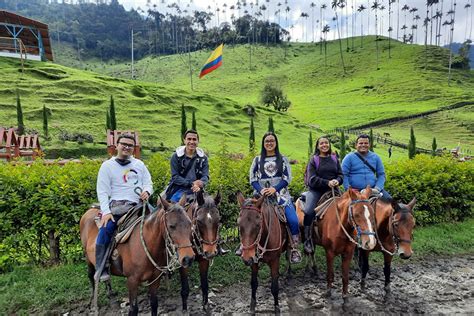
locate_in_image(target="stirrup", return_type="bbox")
[290,249,302,264]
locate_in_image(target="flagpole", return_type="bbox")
[187,37,194,91]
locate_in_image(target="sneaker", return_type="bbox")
[290,249,302,264]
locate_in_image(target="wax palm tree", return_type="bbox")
[465,3,472,41]
[414,14,421,42]
[447,2,457,85]
[372,1,381,70]
[433,10,443,45]
[429,0,439,45]
[322,24,330,65]
[388,0,395,58]
[331,0,347,74]
[401,4,410,40]
[320,4,327,54]
[358,4,366,47]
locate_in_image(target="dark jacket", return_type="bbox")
[306,154,343,192]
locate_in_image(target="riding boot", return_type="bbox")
[303,225,314,253]
[94,244,110,282]
[290,235,302,264]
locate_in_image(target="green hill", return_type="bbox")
[0,57,308,159]
[1,37,473,158]
[62,36,473,153]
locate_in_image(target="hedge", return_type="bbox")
[0,153,472,271]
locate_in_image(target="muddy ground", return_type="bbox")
[77,255,474,315]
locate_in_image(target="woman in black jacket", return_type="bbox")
[303,136,343,253]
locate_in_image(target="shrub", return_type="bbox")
[386,155,473,226]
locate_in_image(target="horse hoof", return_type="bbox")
[250,300,256,313]
[274,304,280,314]
[384,285,391,293]
[360,279,366,290]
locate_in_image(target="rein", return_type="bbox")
[332,188,375,247]
[190,202,220,258]
[240,200,283,262]
[136,188,192,286]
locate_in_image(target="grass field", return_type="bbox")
[1,218,473,314]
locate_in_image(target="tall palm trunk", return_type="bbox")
[334,9,347,74]
[447,1,457,85]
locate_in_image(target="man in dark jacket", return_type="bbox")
[166,129,209,202]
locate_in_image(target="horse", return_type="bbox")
[359,197,416,292]
[181,190,222,311]
[79,195,195,316]
[236,192,288,313]
[313,187,377,299]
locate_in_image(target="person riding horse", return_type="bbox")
[165,129,209,203]
[341,134,392,199]
[302,136,343,253]
[238,131,302,264]
[95,133,153,282]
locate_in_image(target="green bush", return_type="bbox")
[386,155,473,225]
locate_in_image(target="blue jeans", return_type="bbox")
[96,215,119,246]
[170,188,194,202]
[280,201,299,236]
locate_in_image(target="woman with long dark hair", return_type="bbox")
[303,136,343,253]
[248,131,302,263]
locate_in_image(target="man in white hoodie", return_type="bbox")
[95,133,153,281]
[165,129,209,202]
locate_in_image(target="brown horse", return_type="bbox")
[182,190,221,311]
[236,192,288,313]
[359,197,416,291]
[314,187,377,299]
[79,195,195,316]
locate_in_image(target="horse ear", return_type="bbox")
[196,190,205,206]
[348,187,358,200]
[159,196,170,211]
[237,192,245,207]
[407,197,417,212]
[214,191,221,206]
[255,194,265,208]
[178,193,187,207]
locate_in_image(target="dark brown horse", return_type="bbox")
[79,195,195,315]
[314,187,377,299]
[236,192,288,313]
[182,190,221,311]
[359,197,416,291]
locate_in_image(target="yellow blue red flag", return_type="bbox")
[199,44,223,78]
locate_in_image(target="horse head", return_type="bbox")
[391,197,416,259]
[160,195,195,268]
[237,192,265,266]
[342,186,377,250]
[193,190,221,260]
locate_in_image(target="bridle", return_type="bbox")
[333,188,376,248]
[239,200,283,262]
[189,202,220,258]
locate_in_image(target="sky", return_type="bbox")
[118,0,473,45]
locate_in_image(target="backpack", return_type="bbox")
[304,154,338,187]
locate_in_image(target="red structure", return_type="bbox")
[18,133,42,159]
[0,127,42,161]
[107,130,141,158]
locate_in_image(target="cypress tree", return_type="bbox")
[340,130,347,160]
[106,111,111,130]
[192,111,197,131]
[408,126,416,159]
[369,128,374,151]
[268,117,274,132]
[180,104,187,143]
[308,130,313,157]
[249,117,255,152]
[16,91,24,135]
[431,137,437,156]
[42,105,48,139]
[109,95,117,130]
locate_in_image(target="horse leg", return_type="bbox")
[250,263,258,313]
[341,250,353,301]
[360,250,370,290]
[148,280,160,316]
[383,252,393,292]
[285,248,292,280]
[127,277,139,316]
[270,259,280,312]
[179,267,190,311]
[325,250,335,298]
[199,258,210,311]
[87,263,96,309]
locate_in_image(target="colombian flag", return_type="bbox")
[199,44,223,78]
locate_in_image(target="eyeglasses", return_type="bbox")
[119,142,134,149]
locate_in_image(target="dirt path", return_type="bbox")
[83,255,474,315]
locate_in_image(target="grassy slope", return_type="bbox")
[61,36,474,153]
[0,57,309,159]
